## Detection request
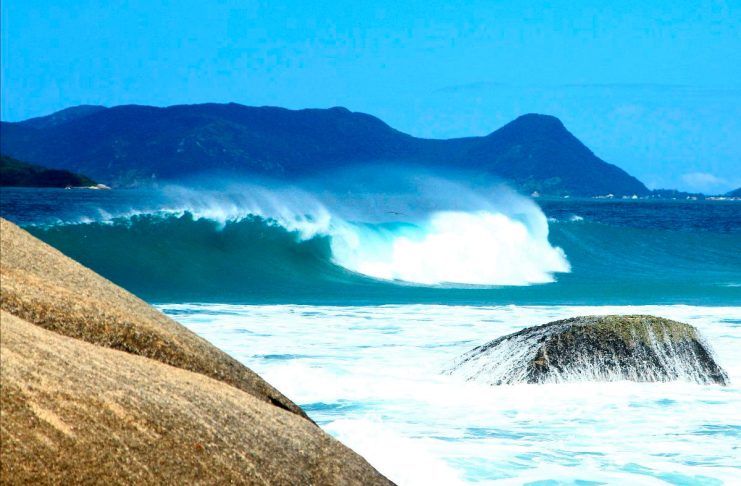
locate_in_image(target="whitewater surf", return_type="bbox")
[162,303,741,486]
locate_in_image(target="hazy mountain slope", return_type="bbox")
[0,103,648,196]
[17,105,108,129]
[0,154,97,187]
[458,114,649,196]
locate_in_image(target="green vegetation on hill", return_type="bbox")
[1,104,649,196]
[0,154,96,187]
[726,188,741,198]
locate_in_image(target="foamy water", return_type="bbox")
[331,210,569,285]
[162,181,571,286]
[161,304,741,485]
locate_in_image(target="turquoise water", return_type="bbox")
[1,186,740,484]
[1,187,739,305]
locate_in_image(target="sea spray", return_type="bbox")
[7,186,739,304]
[161,175,571,286]
[330,210,569,285]
[24,174,572,287]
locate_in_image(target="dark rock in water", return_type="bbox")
[447,315,729,386]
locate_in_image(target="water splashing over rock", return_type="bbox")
[447,315,729,385]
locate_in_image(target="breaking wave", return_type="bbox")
[26,179,569,299]
[14,173,737,305]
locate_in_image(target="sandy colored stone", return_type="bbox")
[1,312,392,485]
[0,218,393,484]
[0,217,303,417]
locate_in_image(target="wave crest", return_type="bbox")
[332,210,569,285]
[156,179,571,286]
[23,175,572,296]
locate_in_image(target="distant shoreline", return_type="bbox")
[0,154,99,189]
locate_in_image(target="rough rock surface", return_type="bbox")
[0,218,393,485]
[0,217,304,417]
[447,315,728,386]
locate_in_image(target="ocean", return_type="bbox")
[1,184,739,484]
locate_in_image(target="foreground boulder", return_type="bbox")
[0,218,304,418]
[447,315,728,386]
[1,312,392,485]
[0,218,393,485]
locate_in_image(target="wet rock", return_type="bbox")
[447,315,728,385]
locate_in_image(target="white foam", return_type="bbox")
[327,418,468,486]
[35,178,572,287]
[160,182,570,286]
[331,210,569,285]
[163,304,741,485]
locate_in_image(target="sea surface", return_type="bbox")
[162,304,741,486]
[1,186,739,305]
[1,185,740,484]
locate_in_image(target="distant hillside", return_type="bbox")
[0,103,649,196]
[18,105,108,129]
[456,114,647,196]
[726,188,741,198]
[0,154,97,187]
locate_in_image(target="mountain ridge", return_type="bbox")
[18,104,108,129]
[0,103,649,196]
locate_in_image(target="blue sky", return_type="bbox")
[2,0,740,192]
